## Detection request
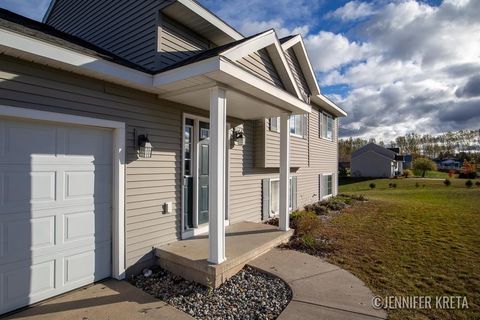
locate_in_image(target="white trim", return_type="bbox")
[0,29,153,89]
[279,113,290,231]
[320,173,334,200]
[219,59,311,114]
[208,87,227,264]
[0,105,126,280]
[176,0,243,41]
[281,35,321,96]
[311,94,347,117]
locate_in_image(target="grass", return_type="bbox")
[412,170,460,179]
[320,178,480,320]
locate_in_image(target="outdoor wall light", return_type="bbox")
[134,128,153,158]
[232,128,246,146]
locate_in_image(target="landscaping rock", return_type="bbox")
[130,266,291,320]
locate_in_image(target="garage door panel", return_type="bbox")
[65,127,112,164]
[0,118,113,315]
[1,120,57,163]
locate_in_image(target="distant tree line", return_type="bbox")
[339,129,480,162]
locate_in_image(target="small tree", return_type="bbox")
[403,169,413,178]
[413,158,437,177]
[369,183,376,189]
[460,160,477,179]
[465,180,473,188]
[444,178,451,186]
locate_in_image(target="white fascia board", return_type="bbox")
[0,28,153,88]
[177,0,243,41]
[311,94,347,117]
[152,56,221,86]
[219,58,311,115]
[220,30,275,61]
[281,35,320,95]
[220,30,301,100]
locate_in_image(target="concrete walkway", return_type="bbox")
[4,279,193,320]
[249,248,388,320]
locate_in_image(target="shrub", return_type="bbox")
[448,170,455,178]
[290,211,322,238]
[476,181,480,187]
[403,169,413,178]
[392,183,397,188]
[465,180,473,188]
[415,182,420,188]
[460,160,477,179]
[389,183,393,188]
[369,183,376,189]
[413,158,437,177]
[443,178,451,186]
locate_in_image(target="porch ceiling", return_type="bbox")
[155,57,312,120]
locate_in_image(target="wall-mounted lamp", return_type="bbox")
[232,128,246,146]
[134,128,153,158]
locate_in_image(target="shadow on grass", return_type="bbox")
[339,177,378,186]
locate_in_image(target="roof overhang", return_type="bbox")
[162,0,243,45]
[281,35,320,96]
[311,94,347,117]
[0,27,310,120]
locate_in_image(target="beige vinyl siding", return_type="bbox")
[284,48,310,102]
[158,15,211,69]
[0,55,286,271]
[295,106,339,208]
[235,49,284,89]
[46,0,169,70]
[255,119,308,168]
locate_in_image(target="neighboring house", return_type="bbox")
[437,159,461,171]
[403,154,413,169]
[351,143,404,177]
[0,1,346,314]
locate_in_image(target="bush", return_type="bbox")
[369,183,376,189]
[392,183,397,188]
[415,182,420,188]
[443,178,451,186]
[290,211,322,238]
[465,180,473,188]
[476,181,480,187]
[403,169,413,178]
[412,158,437,177]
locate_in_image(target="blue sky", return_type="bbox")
[1,0,479,141]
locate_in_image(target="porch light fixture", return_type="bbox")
[232,128,246,146]
[134,128,153,158]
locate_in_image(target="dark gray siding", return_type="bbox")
[46,0,170,70]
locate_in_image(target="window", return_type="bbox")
[320,113,334,140]
[270,177,294,216]
[269,115,307,138]
[320,174,333,198]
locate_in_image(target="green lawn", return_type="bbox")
[412,170,453,179]
[325,178,480,320]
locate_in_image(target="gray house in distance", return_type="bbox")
[0,0,346,314]
[351,143,404,177]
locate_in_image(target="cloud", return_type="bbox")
[304,31,373,72]
[455,75,480,98]
[239,19,309,38]
[327,1,377,21]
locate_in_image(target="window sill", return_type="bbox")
[319,136,334,142]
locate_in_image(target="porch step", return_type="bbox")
[155,221,294,288]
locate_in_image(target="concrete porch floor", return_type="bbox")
[155,221,294,287]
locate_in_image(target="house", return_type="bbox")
[0,0,346,314]
[351,143,404,177]
[436,159,461,171]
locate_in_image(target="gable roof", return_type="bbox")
[352,143,396,160]
[0,8,152,74]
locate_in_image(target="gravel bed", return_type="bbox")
[130,266,292,320]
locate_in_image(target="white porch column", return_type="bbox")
[208,86,227,264]
[279,113,290,231]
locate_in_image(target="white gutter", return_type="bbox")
[311,94,347,117]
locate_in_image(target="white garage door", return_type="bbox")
[0,117,112,315]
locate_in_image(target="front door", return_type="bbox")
[183,117,210,233]
[197,121,210,225]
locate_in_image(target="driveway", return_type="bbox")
[3,279,192,320]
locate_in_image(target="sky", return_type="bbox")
[1,0,479,142]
